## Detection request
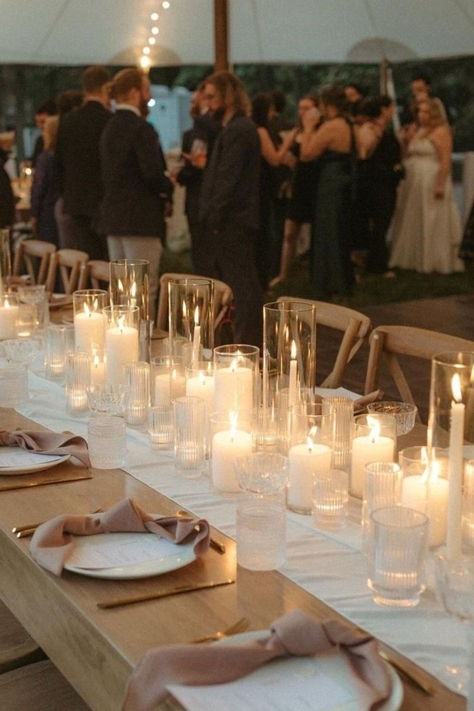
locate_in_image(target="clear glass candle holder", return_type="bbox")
[45,323,75,379]
[0,363,28,407]
[0,293,19,340]
[124,361,150,426]
[399,445,450,548]
[151,355,186,405]
[65,352,91,415]
[185,360,215,415]
[213,344,259,415]
[168,277,214,363]
[429,351,474,449]
[361,461,402,551]
[104,305,139,386]
[254,406,283,454]
[88,415,126,469]
[148,404,174,449]
[367,505,429,608]
[350,413,397,499]
[463,460,474,551]
[87,383,127,416]
[287,410,332,515]
[73,289,107,355]
[322,396,354,472]
[234,452,288,571]
[210,411,254,495]
[312,469,349,530]
[173,396,207,478]
[262,300,316,414]
[367,401,417,436]
[109,259,150,322]
[17,284,49,334]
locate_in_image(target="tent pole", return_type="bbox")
[214,0,229,71]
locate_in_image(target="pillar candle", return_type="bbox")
[90,354,105,387]
[288,440,332,512]
[105,322,138,386]
[401,465,449,547]
[192,306,201,368]
[0,298,18,339]
[351,433,394,498]
[447,374,465,559]
[155,368,186,405]
[211,428,252,493]
[214,360,253,414]
[186,371,215,411]
[74,307,105,353]
[288,340,298,408]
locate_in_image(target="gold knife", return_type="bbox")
[0,474,92,492]
[97,578,235,610]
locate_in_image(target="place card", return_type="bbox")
[66,533,175,569]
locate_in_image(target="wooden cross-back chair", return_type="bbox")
[45,249,89,294]
[12,239,56,285]
[277,296,371,388]
[85,260,110,290]
[157,273,234,336]
[364,325,474,413]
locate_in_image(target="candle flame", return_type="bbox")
[118,279,124,292]
[4,297,10,308]
[229,411,238,440]
[171,368,177,379]
[291,340,297,360]
[194,305,199,325]
[420,446,429,483]
[84,302,90,317]
[198,371,206,385]
[93,354,100,367]
[471,364,474,386]
[93,297,98,311]
[230,358,238,373]
[118,315,125,333]
[131,281,137,298]
[182,301,187,319]
[367,416,381,443]
[307,425,318,452]
[451,373,462,403]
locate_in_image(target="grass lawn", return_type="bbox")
[160,247,473,308]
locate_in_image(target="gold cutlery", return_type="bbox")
[13,507,103,538]
[176,509,226,555]
[379,649,434,695]
[191,617,250,643]
[0,474,92,492]
[97,578,235,610]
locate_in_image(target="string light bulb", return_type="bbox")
[150,12,159,20]
[148,36,156,45]
[140,55,151,69]
[142,46,150,55]
[151,26,159,35]
[162,1,170,8]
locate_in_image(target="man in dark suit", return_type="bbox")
[55,66,111,259]
[31,99,57,168]
[199,71,263,346]
[100,68,172,320]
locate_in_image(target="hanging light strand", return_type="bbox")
[140,2,172,71]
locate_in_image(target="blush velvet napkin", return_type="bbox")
[0,428,91,467]
[30,498,210,576]
[123,610,392,711]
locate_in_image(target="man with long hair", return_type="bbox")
[199,71,263,346]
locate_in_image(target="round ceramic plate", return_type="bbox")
[64,530,197,580]
[214,631,403,711]
[0,447,70,475]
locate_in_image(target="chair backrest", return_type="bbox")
[46,248,89,294]
[13,239,56,285]
[86,260,110,290]
[277,296,371,388]
[364,324,474,408]
[157,272,234,334]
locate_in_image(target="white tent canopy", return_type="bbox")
[2,0,474,67]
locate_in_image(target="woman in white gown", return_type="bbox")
[389,98,464,274]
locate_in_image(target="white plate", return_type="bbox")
[170,630,402,711]
[0,447,70,475]
[64,530,197,580]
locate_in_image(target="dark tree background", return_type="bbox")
[1,55,474,159]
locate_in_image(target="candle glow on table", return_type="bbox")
[0,296,18,339]
[288,339,298,408]
[74,301,105,354]
[192,306,201,368]
[401,448,448,547]
[288,427,332,513]
[105,315,139,386]
[211,412,253,493]
[214,357,253,414]
[447,373,464,559]
[350,419,394,498]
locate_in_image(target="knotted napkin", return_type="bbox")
[30,498,210,576]
[0,429,91,467]
[123,609,392,711]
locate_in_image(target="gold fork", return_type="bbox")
[191,617,250,644]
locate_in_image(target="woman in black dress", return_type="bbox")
[300,86,356,300]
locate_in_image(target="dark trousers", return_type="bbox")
[200,221,264,347]
[57,205,107,260]
[366,183,397,274]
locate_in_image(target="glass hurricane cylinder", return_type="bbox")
[45,323,75,379]
[104,305,139,387]
[464,460,474,550]
[0,293,19,340]
[65,352,91,415]
[167,277,214,364]
[151,355,186,405]
[350,413,397,499]
[322,396,353,472]
[73,289,107,355]
[213,344,259,415]
[262,300,316,414]
[173,396,207,478]
[109,259,151,362]
[124,361,150,426]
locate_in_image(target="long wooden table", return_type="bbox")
[0,408,465,710]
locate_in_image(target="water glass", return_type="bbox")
[234,453,288,571]
[362,461,402,549]
[173,396,206,478]
[124,361,150,426]
[65,352,91,415]
[148,404,173,448]
[367,505,429,607]
[88,415,126,469]
[322,396,353,472]
[312,469,349,530]
[87,383,126,416]
[45,323,75,378]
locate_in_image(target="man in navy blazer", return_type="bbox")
[100,68,172,320]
